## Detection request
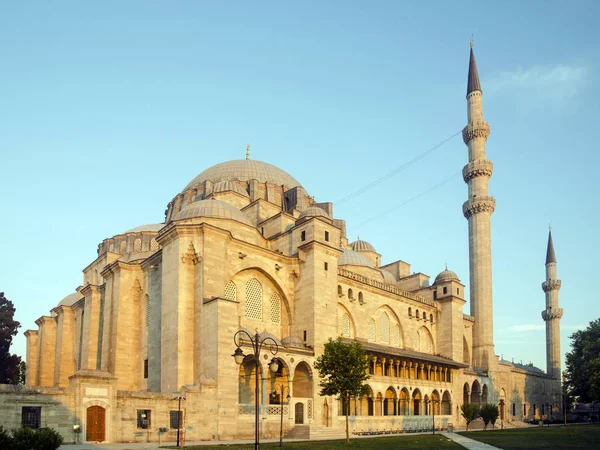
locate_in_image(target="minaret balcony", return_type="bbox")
[542,279,562,292]
[462,196,496,219]
[541,307,563,321]
[462,120,490,144]
[463,159,494,182]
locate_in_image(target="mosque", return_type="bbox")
[0,46,563,443]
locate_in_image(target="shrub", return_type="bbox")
[0,426,13,449]
[9,426,63,450]
[461,403,480,431]
[11,426,38,450]
[36,428,63,450]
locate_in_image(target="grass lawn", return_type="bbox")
[461,424,600,449]
[166,434,462,449]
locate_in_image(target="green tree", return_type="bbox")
[0,292,24,384]
[461,403,480,431]
[479,403,499,430]
[565,319,600,403]
[314,338,371,444]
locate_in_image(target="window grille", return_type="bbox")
[169,411,182,429]
[392,324,400,346]
[134,238,142,252]
[150,239,159,251]
[368,319,376,342]
[245,278,263,320]
[143,359,149,379]
[145,296,150,327]
[109,243,114,252]
[224,281,237,301]
[22,407,41,429]
[137,409,151,429]
[379,312,390,343]
[270,293,281,324]
[341,313,350,337]
[120,240,127,254]
[308,400,313,419]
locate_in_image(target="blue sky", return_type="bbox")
[1,1,598,372]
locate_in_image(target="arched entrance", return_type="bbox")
[295,403,304,424]
[412,389,422,415]
[86,406,105,442]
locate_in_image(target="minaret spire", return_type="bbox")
[462,41,495,371]
[542,229,563,380]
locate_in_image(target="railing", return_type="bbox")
[338,269,434,307]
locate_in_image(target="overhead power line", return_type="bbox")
[335,129,462,205]
[355,170,462,228]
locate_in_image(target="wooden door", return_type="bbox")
[86,406,105,442]
[295,402,304,424]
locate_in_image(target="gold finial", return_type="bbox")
[445,263,448,270]
[246,144,250,160]
[470,35,473,49]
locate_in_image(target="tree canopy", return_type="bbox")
[479,403,499,430]
[565,318,600,402]
[460,403,480,431]
[1,292,25,384]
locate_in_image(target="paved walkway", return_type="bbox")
[59,432,501,450]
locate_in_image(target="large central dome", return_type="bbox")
[184,159,302,192]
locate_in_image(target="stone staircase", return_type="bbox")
[285,424,347,440]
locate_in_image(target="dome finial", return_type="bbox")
[470,35,473,49]
[246,144,251,160]
[357,234,360,240]
[445,262,448,270]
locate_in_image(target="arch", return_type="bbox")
[133,238,142,252]
[150,238,159,251]
[424,394,430,414]
[337,304,355,338]
[412,389,422,415]
[482,384,488,405]
[422,311,427,320]
[119,240,127,254]
[348,288,354,300]
[368,318,376,342]
[430,313,434,323]
[245,278,263,320]
[431,390,441,415]
[238,355,260,404]
[360,385,374,416]
[338,285,343,296]
[378,311,390,344]
[224,280,237,301]
[293,362,313,398]
[375,392,383,416]
[463,382,470,405]
[463,336,470,365]
[384,387,397,416]
[392,323,401,347]
[442,390,451,415]
[418,326,434,354]
[358,292,364,303]
[399,388,410,415]
[471,380,481,407]
[93,269,98,284]
[86,405,106,442]
[416,308,419,319]
[408,307,412,317]
[267,359,288,404]
[270,292,281,324]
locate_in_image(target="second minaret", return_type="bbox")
[462,44,496,370]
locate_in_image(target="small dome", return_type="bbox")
[434,268,460,284]
[351,239,376,253]
[125,224,164,234]
[184,159,302,192]
[174,199,252,226]
[284,223,295,232]
[58,292,82,307]
[212,180,250,197]
[338,250,374,268]
[298,206,331,221]
[380,269,396,284]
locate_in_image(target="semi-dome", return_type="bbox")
[212,180,250,197]
[183,159,302,192]
[351,238,376,253]
[434,268,460,284]
[338,250,374,268]
[298,206,331,221]
[57,292,82,308]
[174,199,252,226]
[380,269,396,284]
[125,224,164,234]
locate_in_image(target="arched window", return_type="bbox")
[245,278,262,320]
[341,313,350,337]
[408,307,412,317]
[368,319,376,342]
[224,281,237,301]
[338,285,343,296]
[270,293,281,324]
[422,311,426,320]
[134,238,142,252]
[358,292,364,303]
[378,311,389,344]
[392,324,401,346]
[348,288,354,300]
[430,313,434,323]
[109,243,114,252]
[150,238,159,251]
[144,295,150,327]
[120,240,127,254]
[415,309,419,319]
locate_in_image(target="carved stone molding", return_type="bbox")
[462,121,490,144]
[181,242,201,265]
[463,159,493,182]
[541,308,564,321]
[462,196,496,219]
[542,279,562,292]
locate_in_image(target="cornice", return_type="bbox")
[462,196,496,219]
[462,120,490,144]
[542,279,562,293]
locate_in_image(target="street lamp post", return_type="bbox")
[499,399,505,430]
[233,329,280,450]
[175,396,185,448]
[275,384,291,447]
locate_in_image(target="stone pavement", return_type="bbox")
[59,432,501,450]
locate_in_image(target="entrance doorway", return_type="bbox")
[86,406,105,442]
[295,403,304,424]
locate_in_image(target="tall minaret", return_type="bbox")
[462,42,496,371]
[542,230,563,379]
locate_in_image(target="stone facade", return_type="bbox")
[1,47,563,444]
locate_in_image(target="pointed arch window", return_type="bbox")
[368,319,376,342]
[378,311,390,344]
[392,324,401,346]
[341,313,350,337]
[270,293,281,324]
[245,278,263,320]
[134,238,142,252]
[224,281,237,301]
